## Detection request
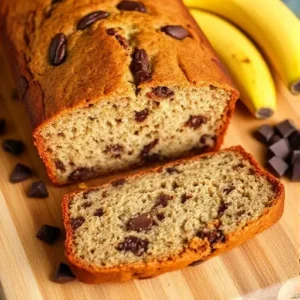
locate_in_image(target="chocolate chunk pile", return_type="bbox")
[254,119,300,181]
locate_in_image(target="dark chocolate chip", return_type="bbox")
[130,48,151,85]
[111,178,126,187]
[146,86,174,99]
[36,224,60,244]
[181,193,192,204]
[217,201,228,216]
[0,119,6,135]
[106,28,116,35]
[27,181,49,198]
[55,159,66,172]
[77,11,109,30]
[10,163,33,183]
[156,213,165,221]
[232,163,245,170]
[166,167,180,174]
[115,35,129,49]
[55,262,76,283]
[275,120,296,138]
[117,236,149,256]
[189,260,203,267]
[94,208,104,217]
[290,150,300,164]
[70,216,85,230]
[291,161,300,182]
[135,109,149,122]
[49,33,67,66]
[268,139,290,159]
[82,201,92,208]
[141,139,159,159]
[68,168,90,182]
[268,134,281,146]
[185,115,208,129]
[127,213,153,232]
[267,156,289,177]
[254,124,275,144]
[105,144,124,158]
[223,186,234,194]
[117,1,146,12]
[17,76,28,100]
[289,131,300,150]
[155,193,173,208]
[2,139,25,156]
[172,181,179,189]
[161,25,190,40]
[197,229,225,244]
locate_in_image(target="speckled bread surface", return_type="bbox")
[0,0,239,185]
[62,146,284,283]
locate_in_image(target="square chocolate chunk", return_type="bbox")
[254,125,275,144]
[291,162,300,182]
[267,156,289,177]
[268,139,290,159]
[275,120,296,138]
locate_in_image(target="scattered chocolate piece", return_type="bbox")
[77,11,109,30]
[117,1,146,12]
[49,33,67,66]
[55,262,76,283]
[55,159,66,172]
[289,131,300,150]
[232,163,245,170]
[275,119,296,138]
[161,25,189,40]
[254,124,275,144]
[155,193,173,207]
[0,119,6,135]
[189,260,203,267]
[94,208,104,217]
[68,167,90,182]
[185,115,208,129]
[181,193,192,204]
[2,139,25,156]
[82,201,92,208]
[115,35,129,49]
[218,201,228,216]
[111,178,126,186]
[106,28,116,35]
[10,163,33,183]
[130,48,152,85]
[268,134,281,146]
[267,156,289,177]
[135,109,149,122]
[291,162,300,182]
[268,139,290,159]
[70,216,85,230]
[156,213,165,221]
[290,150,300,164]
[197,229,225,244]
[141,139,159,160]
[127,213,153,232]
[36,224,60,244]
[27,181,49,198]
[105,144,124,158]
[117,236,149,256]
[166,167,180,174]
[146,86,174,99]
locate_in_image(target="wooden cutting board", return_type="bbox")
[0,46,298,300]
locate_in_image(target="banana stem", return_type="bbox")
[290,80,300,94]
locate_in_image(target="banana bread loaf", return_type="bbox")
[62,146,284,283]
[0,0,239,185]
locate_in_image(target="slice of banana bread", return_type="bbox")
[62,146,284,283]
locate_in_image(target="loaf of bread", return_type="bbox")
[0,0,239,185]
[62,146,284,283]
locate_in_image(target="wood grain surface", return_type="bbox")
[0,46,298,300]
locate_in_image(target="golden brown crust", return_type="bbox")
[62,146,284,283]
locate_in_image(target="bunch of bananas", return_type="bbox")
[184,0,300,119]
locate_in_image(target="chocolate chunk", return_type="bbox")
[36,224,60,244]
[55,159,66,172]
[127,213,153,232]
[161,25,189,40]
[55,263,76,283]
[17,76,28,100]
[267,156,289,177]
[275,120,296,138]
[146,86,174,99]
[223,186,234,194]
[68,167,90,182]
[105,144,124,158]
[130,48,151,85]
[117,1,146,12]
[155,193,173,207]
[232,163,245,170]
[106,28,116,35]
[117,236,149,256]
[115,35,129,49]
[290,150,300,164]
[166,167,180,174]
[291,162,300,182]
[268,139,290,159]
[197,229,225,244]
[189,260,203,267]
[82,201,92,208]
[27,181,49,198]
[254,124,275,144]
[156,213,165,221]
[181,193,192,204]
[289,131,300,150]
[135,109,149,122]
[49,33,67,66]
[10,163,33,183]
[0,119,6,135]
[94,208,104,217]
[70,216,85,230]
[111,178,126,186]
[2,139,25,156]
[77,11,109,30]
[185,115,208,129]
[268,134,281,146]
[141,139,159,159]
[218,201,228,216]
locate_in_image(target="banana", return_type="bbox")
[190,9,276,119]
[185,0,300,95]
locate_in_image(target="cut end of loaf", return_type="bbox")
[35,85,231,184]
[63,147,283,272]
